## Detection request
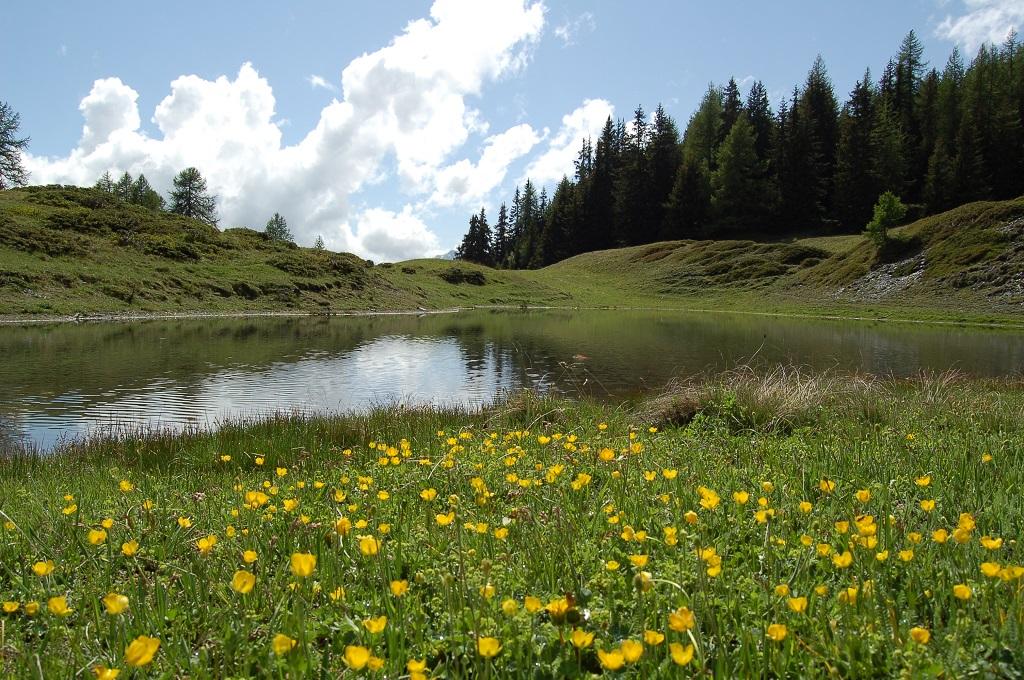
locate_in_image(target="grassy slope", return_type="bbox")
[2,185,1023,323]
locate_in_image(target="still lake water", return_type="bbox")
[2,308,1024,450]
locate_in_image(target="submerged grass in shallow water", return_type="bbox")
[0,375,1022,677]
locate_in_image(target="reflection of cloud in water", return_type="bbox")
[10,335,525,449]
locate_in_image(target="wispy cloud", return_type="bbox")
[307,74,337,92]
[553,11,595,47]
[935,0,1024,53]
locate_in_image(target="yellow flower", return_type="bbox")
[102,593,129,615]
[177,517,192,529]
[119,479,135,492]
[914,475,931,487]
[420,488,437,501]
[683,510,698,525]
[766,623,788,642]
[121,540,139,557]
[100,518,114,529]
[774,584,790,597]
[920,499,935,512]
[390,579,409,597]
[407,659,428,674]
[232,570,256,594]
[832,551,853,568]
[876,550,890,562]
[932,528,949,543]
[435,511,455,526]
[982,453,993,463]
[493,527,509,540]
[273,634,298,656]
[255,456,264,465]
[799,501,813,513]
[981,561,1001,577]
[477,637,502,658]
[243,550,258,564]
[363,615,387,634]
[663,468,677,479]
[47,595,71,616]
[788,596,808,613]
[196,534,218,555]
[598,649,625,670]
[834,521,849,534]
[909,626,930,644]
[32,560,55,577]
[329,587,345,602]
[814,584,829,596]
[697,486,720,510]
[276,467,287,477]
[855,489,871,503]
[732,490,749,505]
[2,601,18,614]
[344,643,372,667]
[62,504,78,515]
[620,639,644,663]
[24,600,39,616]
[572,629,594,648]
[124,635,160,667]
[93,666,120,679]
[899,549,915,562]
[629,554,649,568]
[669,642,694,666]
[525,596,542,613]
[668,606,695,632]
[88,529,107,545]
[980,536,1003,550]
[359,535,381,556]
[839,586,858,605]
[282,498,299,512]
[501,598,519,615]
[605,560,620,571]
[643,630,665,646]
[290,552,316,577]
[819,479,836,493]
[953,583,972,600]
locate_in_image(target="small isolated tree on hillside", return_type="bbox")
[265,212,293,242]
[0,101,29,189]
[314,235,325,250]
[865,190,906,247]
[169,167,218,226]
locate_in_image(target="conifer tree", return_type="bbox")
[0,101,29,189]
[834,71,879,227]
[169,167,218,226]
[130,174,164,211]
[265,213,293,242]
[711,117,773,233]
[648,104,682,236]
[115,172,134,202]
[94,171,115,194]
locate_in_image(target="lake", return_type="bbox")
[2,308,1024,450]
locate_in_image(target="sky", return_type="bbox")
[2,1,1022,262]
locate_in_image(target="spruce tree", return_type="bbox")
[834,71,879,227]
[265,213,293,242]
[711,117,773,233]
[130,174,164,211]
[663,159,711,239]
[612,106,651,245]
[648,104,682,236]
[721,77,744,141]
[745,81,774,161]
[94,171,115,194]
[0,101,29,189]
[493,203,509,266]
[114,172,134,202]
[314,235,325,250]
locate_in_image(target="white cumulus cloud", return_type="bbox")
[307,74,337,91]
[553,11,595,47]
[521,98,613,186]
[936,0,1024,53]
[24,0,546,262]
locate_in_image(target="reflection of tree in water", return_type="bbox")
[0,413,27,453]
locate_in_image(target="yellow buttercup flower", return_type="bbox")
[363,615,387,634]
[88,529,107,545]
[243,550,258,563]
[669,642,694,666]
[93,666,120,680]
[273,634,297,656]
[920,499,935,512]
[788,596,808,613]
[47,596,71,616]
[390,579,409,597]
[477,637,502,658]
[102,593,129,615]
[855,489,871,503]
[953,583,972,600]
[629,554,649,568]
[598,649,625,671]
[980,536,1003,550]
[819,479,836,493]
[32,560,55,577]
[620,639,644,663]
[501,598,519,615]
[799,501,813,513]
[121,540,139,557]
[669,606,695,632]
[196,534,217,555]
[435,511,455,526]
[981,561,1001,577]
[766,623,788,641]
[909,626,930,644]
[2,601,19,614]
[341,644,369,668]
[420,488,437,501]
[177,517,192,529]
[525,596,542,613]
[643,630,665,646]
[571,629,594,648]
[124,635,160,667]
[359,535,381,556]
[290,552,316,577]
[733,490,749,504]
[232,570,256,594]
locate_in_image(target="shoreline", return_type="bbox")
[3,301,1024,330]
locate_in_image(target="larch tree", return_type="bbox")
[0,101,29,189]
[169,167,218,226]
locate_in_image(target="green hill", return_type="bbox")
[1,184,1023,322]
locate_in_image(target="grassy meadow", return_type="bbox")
[1,370,1022,677]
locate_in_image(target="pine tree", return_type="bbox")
[648,104,682,237]
[265,213,293,242]
[612,106,651,245]
[169,167,218,226]
[745,81,774,161]
[663,159,711,239]
[492,203,509,266]
[314,235,325,250]
[797,56,840,226]
[682,86,723,169]
[94,171,115,194]
[711,117,773,233]
[585,118,618,251]
[114,172,134,202]
[834,71,879,227]
[130,174,164,211]
[721,77,744,141]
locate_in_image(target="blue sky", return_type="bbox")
[3,1,1020,260]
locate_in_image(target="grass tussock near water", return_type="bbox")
[1,371,1023,677]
